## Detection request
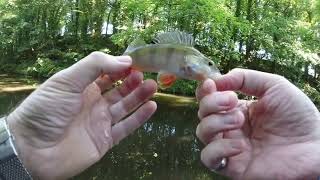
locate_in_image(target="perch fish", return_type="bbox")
[124,31,220,89]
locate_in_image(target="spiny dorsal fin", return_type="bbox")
[124,38,146,55]
[153,31,194,47]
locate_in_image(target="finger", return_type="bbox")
[88,98,112,155]
[61,52,132,92]
[95,69,133,92]
[196,79,217,101]
[95,74,114,92]
[214,68,286,97]
[198,91,238,119]
[104,71,143,104]
[201,139,244,171]
[109,79,157,123]
[196,110,245,144]
[111,101,157,145]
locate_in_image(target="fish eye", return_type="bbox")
[208,61,213,66]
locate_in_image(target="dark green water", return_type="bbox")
[0,84,227,180]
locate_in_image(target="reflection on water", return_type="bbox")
[0,90,228,180]
[0,91,32,115]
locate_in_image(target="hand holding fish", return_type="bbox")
[6,52,157,179]
[196,68,320,180]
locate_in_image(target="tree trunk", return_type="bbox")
[75,0,80,37]
[167,0,172,31]
[112,0,120,34]
[245,0,254,62]
[304,62,309,82]
[42,9,48,40]
[272,58,277,73]
[105,2,112,35]
[232,0,242,42]
[313,65,317,79]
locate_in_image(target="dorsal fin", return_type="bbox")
[124,38,146,55]
[153,31,194,46]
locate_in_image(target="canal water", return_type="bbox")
[0,75,228,180]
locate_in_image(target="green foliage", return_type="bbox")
[27,57,61,78]
[0,0,319,99]
[26,50,87,77]
[301,83,320,108]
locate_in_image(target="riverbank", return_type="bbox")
[0,74,38,93]
[0,74,197,106]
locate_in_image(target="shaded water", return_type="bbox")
[0,76,228,180]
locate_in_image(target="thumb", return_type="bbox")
[214,68,286,97]
[60,52,132,92]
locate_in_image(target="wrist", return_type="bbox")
[0,116,32,179]
[6,113,35,178]
[6,112,66,180]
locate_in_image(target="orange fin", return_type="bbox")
[157,72,177,89]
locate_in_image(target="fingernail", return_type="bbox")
[116,56,132,64]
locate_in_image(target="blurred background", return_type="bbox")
[0,0,319,99]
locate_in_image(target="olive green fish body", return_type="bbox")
[124,31,220,88]
[128,44,200,79]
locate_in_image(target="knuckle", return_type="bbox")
[201,118,214,134]
[199,117,219,142]
[87,51,106,66]
[197,119,213,144]
[89,51,105,59]
[88,51,112,65]
[223,110,243,126]
[229,68,245,75]
[200,149,209,166]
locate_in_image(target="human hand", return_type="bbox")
[7,52,157,179]
[196,69,320,180]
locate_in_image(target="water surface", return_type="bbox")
[0,75,228,180]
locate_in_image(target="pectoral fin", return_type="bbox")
[157,72,177,89]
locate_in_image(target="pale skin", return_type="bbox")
[7,52,158,179]
[196,69,320,180]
